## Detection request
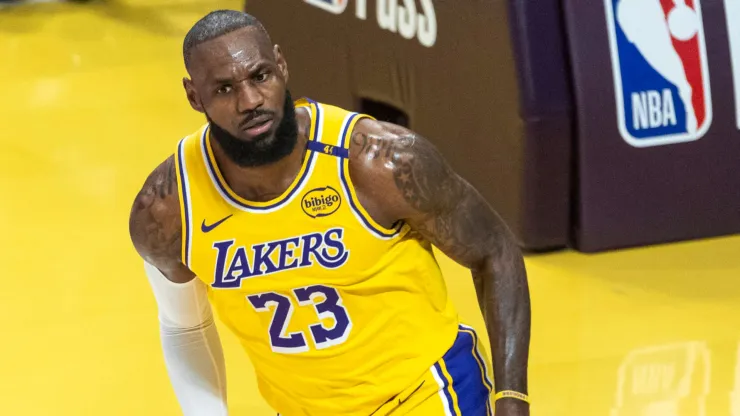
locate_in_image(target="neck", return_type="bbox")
[210,107,311,202]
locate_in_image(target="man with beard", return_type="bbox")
[128,9,531,416]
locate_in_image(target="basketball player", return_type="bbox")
[128,10,531,416]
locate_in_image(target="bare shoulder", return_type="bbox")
[128,155,190,281]
[348,117,511,273]
[348,118,462,220]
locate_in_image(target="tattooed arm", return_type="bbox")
[129,156,228,416]
[349,120,531,415]
[129,156,194,283]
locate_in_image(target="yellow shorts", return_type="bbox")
[276,324,494,416]
[373,324,494,416]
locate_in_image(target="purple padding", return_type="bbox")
[507,0,575,250]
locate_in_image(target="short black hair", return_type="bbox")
[183,10,268,70]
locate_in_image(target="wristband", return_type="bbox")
[494,390,530,404]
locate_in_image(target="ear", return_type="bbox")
[183,77,204,113]
[274,45,289,84]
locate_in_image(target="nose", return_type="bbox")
[235,81,264,114]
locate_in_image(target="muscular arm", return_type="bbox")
[350,120,531,414]
[129,156,228,416]
[129,156,195,283]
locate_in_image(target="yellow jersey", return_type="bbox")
[174,98,460,415]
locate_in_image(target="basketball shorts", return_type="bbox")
[277,324,494,416]
[384,323,495,416]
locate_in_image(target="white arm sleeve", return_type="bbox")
[144,261,228,416]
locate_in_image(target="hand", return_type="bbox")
[494,398,530,416]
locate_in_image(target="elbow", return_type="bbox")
[483,240,528,283]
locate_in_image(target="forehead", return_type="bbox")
[190,27,273,79]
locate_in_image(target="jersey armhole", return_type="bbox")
[336,113,408,240]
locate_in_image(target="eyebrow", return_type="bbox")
[210,61,271,84]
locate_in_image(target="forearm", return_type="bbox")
[160,317,228,416]
[473,243,531,394]
[144,262,228,415]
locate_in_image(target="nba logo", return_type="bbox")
[605,0,713,147]
[303,0,348,14]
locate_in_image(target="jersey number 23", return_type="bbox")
[247,285,352,354]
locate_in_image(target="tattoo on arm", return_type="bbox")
[129,156,183,270]
[390,133,491,265]
[352,131,415,162]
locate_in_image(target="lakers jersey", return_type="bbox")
[174,99,460,415]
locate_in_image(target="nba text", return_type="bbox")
[303,0,437,47]
[211,228,350,288]
[631,89,677,130]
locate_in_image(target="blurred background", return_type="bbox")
[1,0,739,414]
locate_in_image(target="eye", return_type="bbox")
[216,85,232,94]
[254,72,270,83]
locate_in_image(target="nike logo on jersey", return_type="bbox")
[370,380,426,415]
[398,381,425,405]
[201,215,233,233]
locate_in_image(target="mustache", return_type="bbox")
[238,110,276,129]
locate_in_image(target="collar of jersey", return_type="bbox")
[200,101,322,212]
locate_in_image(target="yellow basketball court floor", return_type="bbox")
[1,1,739,414]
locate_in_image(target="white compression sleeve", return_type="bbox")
[144,261,228,416]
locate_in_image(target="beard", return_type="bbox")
[206,89,299,168]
